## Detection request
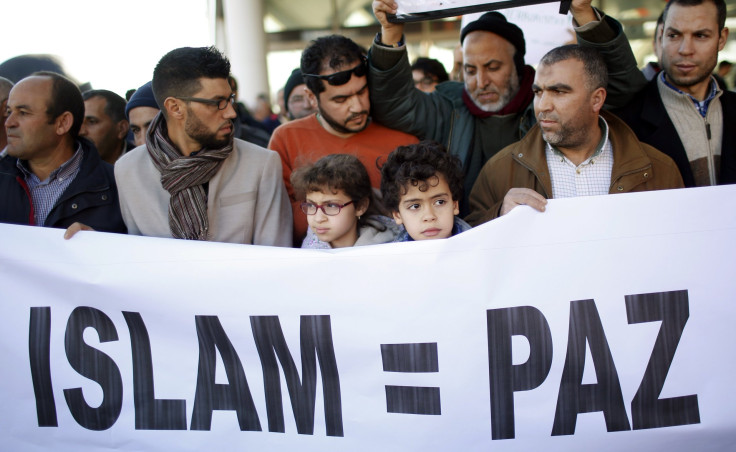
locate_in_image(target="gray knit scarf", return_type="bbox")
[146,112,233,240]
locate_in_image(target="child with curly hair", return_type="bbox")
[292,154,400,248]
[380,141,471,241]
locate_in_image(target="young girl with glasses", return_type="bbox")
[291,154,400,249]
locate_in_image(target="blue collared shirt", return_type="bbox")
[660,71,719,118]
[16,143,83,225]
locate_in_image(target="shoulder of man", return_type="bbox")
[434,81,467,107]
[0,152,16,174]
[721,89,736,111]
[363,120,419,143]
[232,137,279,158]
[611,77,660,121]
[76,138,115,181]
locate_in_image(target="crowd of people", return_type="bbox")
[0,0,733,249]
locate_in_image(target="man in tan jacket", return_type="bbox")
[466,45,684,226]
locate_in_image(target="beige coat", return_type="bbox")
[115,138,292,246]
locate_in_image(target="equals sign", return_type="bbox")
[380,342,441,415]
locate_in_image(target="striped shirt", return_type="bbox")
[546,116,613,199]
[16,144,83,225]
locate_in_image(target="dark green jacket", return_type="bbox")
[368,13,647,209]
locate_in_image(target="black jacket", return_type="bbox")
[613,77,736,187]
[0,138,127,233]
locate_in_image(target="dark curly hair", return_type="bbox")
[300,35,364,96]
[411,57,449,83]
[380,141,464,212]
[291,154,387,229]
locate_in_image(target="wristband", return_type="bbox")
[375,32,404,48]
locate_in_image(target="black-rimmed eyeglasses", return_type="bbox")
[303,57,368,86]
[300,201,354,216]
[176,93,236,110]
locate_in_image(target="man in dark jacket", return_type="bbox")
[0,72,126,233]
[370,0,648,213]
[613,0,734,187]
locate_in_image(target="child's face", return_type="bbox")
[392,174,459,240]
[305,189,367,248]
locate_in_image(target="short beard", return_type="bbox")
[538,114,589,149]
[318,105,369,135]
[185,108,232,150]
[471,71,521,113]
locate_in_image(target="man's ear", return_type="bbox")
[55,111,74,136]
[115,119,130,140]
[452,199,459,216]
[590,87,606,114]
[163,97,185,120]
[392,210,404,225]
[304,88,317,108]
[719,27,729,51]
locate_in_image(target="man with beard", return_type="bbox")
[268,35,418,246]
[68,46,292,245]
[370,0,647,213]
[465,45,683,225]
[614,0,735,187]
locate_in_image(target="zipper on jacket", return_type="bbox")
[446,111,456,154]
[513,155,550,198]
[705,119,716,184]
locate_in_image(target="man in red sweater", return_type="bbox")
[269,35,418,247]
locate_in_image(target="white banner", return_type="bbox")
[1,186,735,451]
[391,0,564,22]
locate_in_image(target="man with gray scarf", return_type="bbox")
[66,46,292,245]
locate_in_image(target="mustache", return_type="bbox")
[346,111,368,122]
[474,85,499,94]
[537,113,558,122]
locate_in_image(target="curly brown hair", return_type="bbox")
[291,154,387,229]
[379,141,464,212]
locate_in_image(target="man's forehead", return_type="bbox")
[463,31,514,56]
[192,77,231,96]
[534,59,581,85]
[84,95,109,113]
[129,106,159,123]
[288,84,307,99]
[8,77,51,104]
[665,2,720,29]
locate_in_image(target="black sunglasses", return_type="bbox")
[303,57,368,86]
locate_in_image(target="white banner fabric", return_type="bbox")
[1,185,735,451]
[394,0,562,19]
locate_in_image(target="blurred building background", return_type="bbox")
[212,0,736,112]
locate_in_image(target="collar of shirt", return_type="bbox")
[549,116,610,167]
[660,71,719,118]
[17,142,84,187]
